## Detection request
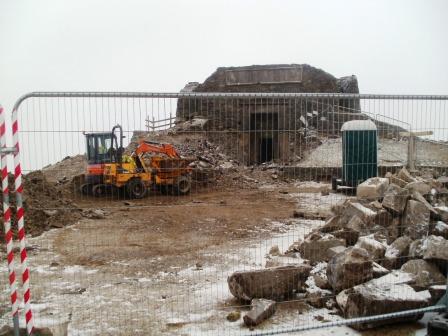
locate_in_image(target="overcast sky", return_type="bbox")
[1,0,447,109]
[1,0,447,170]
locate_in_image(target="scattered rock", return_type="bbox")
[405,181,431,195]
[411,190,438,218]
[435,206,448,222]
[397,167,417,183]
[355,235,386,261]
[402,200,430,239]
[389,175,407,188]
[320,215,341,233]
[310,262,330,290]
[422,235,448,263]
[400,259,446,291]
[327,245,347,260]
[372,262,389,278]
[336,278,430,330]
[265,256,307,268]
[292,210,305,218]
[374,209,393,227]
[226,310,241,322]
[382,184,409,215]
[268,245,280,256]
[356,177,389,200]
[409,239,424,259]
[243,299,276,327]
[327,247,373,292]
[332,229,359,246]
[432,221,448,239]
[43,209,58,217]
[383,236,412,269]
[228,265,312,301]
[298,232,345,263]
[429,285,447,305]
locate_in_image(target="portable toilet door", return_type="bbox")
[341,119,378,187]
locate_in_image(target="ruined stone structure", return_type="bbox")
[177,64,361,165]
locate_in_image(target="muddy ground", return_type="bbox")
[0,181,433,336]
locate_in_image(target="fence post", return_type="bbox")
[11,106,34,336]
[152,116,155,132]
[0,105,20,336]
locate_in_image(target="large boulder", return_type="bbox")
[336,272,430,330]
[411,190,438,218]
[382,184,409,215]
[356,177,389,201]
[228,265,312,301]
[298,232,345,263]
[243,299,276,326]
[382,236,413,269]
[397,167,417,183]
[401,259,446,291]
[405,181,431,195]
[422,235,448,263]
[355,235,387,262]
[327,247,373,292]
[402,200,430,239]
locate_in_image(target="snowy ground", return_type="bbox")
[0,184,434,335]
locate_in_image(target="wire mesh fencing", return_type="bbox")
[0,92,447,335]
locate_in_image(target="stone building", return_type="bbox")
[177,64,361,165]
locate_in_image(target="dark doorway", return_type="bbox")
[260,137,274,162]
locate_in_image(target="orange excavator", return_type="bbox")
[80,124,192,198]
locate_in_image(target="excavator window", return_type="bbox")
[86,133,118,164]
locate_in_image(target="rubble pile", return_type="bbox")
[227,167,448,329]
[0,171,82,242]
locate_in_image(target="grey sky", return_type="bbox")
[1,0,447,108]
[1,0,447,171]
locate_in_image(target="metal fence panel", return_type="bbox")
[0,92,447,335]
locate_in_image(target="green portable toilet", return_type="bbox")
[341,119,378,187]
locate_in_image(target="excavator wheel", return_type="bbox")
[92,184,107,197]
[80,183,94,196]
[126,178,147,199]
[172,175,191,196]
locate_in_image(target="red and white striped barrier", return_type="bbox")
[0,105,20,329]
[11,106,34,335]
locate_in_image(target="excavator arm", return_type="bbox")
[134,140,181,159]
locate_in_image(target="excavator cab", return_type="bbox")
[81,125,125,193]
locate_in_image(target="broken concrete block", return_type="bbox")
[228,265,312,301]
[346,202,377,224]
[372,262,389,278]
[327,247,373,292]
[405,181,431,195]
[435,206,448,222]
[355,235,387,262]
[298,232,346,263]
[344,215,366,233]
[385,217,401,244]
[268,245,280,256]
[402,200,430,239]
[305,276,333,308]
[243,299,276,326]
[332,228,359,246]
[409,239,424,259]
[356,177,389,200]
[265,256,308,268]
[310,262,330,290]
[327,245,347,260]
[389,175,408,188]
[374,209,393,227]
[320,215,341,233]
[336,274,430,329]
[411,190,438,218]
[432,221,448,239]
[401,259,446,291]
[429,285,447,305]
[383,236,413,269]
[382,184,409,215]
[226,310,241,322]
[422,235,448,263]
[397,167,417,183]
